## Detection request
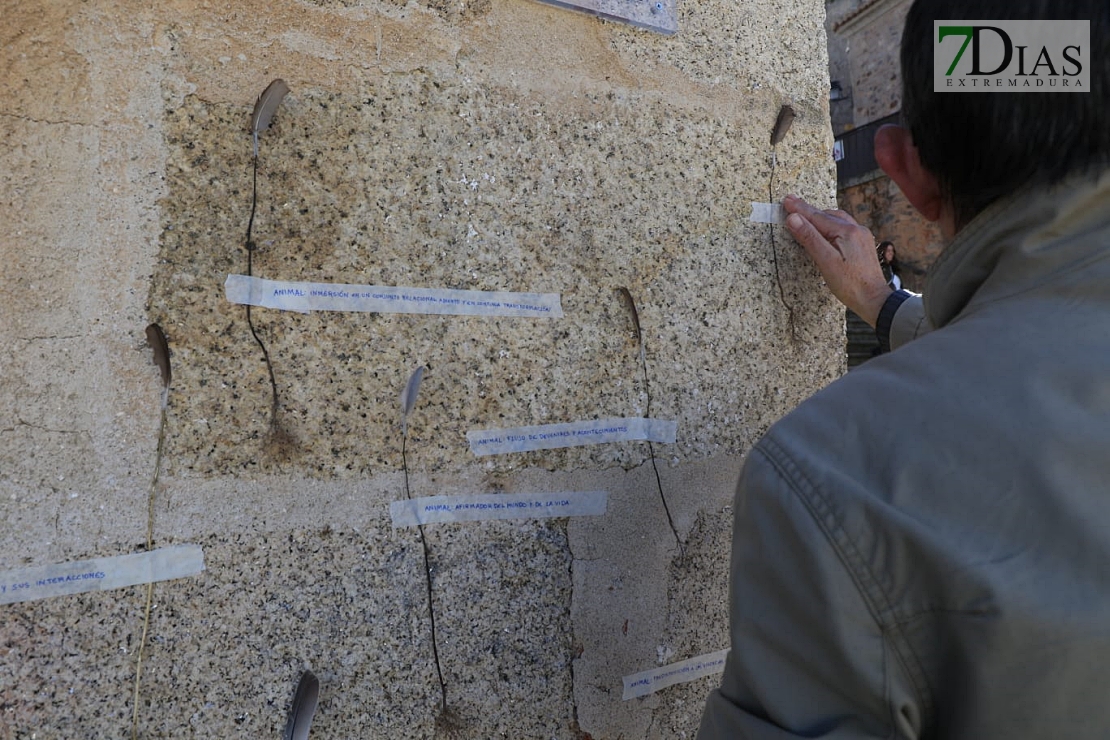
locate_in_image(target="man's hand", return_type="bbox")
[782,195,894,328]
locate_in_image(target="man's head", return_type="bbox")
[875,0,1109,234]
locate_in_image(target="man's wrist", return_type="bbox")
[876,289,913,354]
[856,285,894,328]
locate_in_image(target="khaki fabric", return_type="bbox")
[700,171,1110,739]
[890,293,929,351]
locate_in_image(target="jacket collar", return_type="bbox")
[924,169,1110,329]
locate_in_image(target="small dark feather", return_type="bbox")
[401,366,426,421]
[251,79,291,158]
[145,323,171,389]
[283,670,319,740]
[617,287,642,344]
[400,365,426,439]
[770,104,796,146]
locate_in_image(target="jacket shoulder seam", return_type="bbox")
[754,436,896,619]
[753,435,937,727]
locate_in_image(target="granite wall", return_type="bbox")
[0,0,841,737]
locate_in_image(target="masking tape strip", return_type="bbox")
[622,648,730,700]
[225,274,563,318]
[0,544,205,606]
[749,201,785,225]
[390,491,608,527]
[467,417,678,456]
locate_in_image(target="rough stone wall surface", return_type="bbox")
[838,175,944,291]
[1,0,840,737]
[824,0,861,133]
[843,0,910,126]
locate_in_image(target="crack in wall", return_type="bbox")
[0,111,96,128]
[12,418,92,437]
[15,335,84,342]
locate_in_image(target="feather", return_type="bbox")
[617,287,647,370]
[283,670,319,740]
[251,79,291,159]
[770,104,796,146]
[145,323,171,389]
[617,287,642,345]
[401,366,426,437]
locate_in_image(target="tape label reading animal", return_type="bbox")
[391,491,608,527]
[225,275,563,318]
[0,545,206,606]
[749,202,786,225]
[466,417,678,456]
[622,648,730,700]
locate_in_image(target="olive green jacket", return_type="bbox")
[699,171,1110,739]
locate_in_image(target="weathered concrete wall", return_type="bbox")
[0,0,840,737]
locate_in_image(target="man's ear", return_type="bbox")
[874,124,944,222]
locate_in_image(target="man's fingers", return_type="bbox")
[784,195,858,239]
[782,194,890,325]
[784,193,878,262]
[783,194,822,218]
[825,208,857,224]
[802,208,858,239]
[786,212,843,264]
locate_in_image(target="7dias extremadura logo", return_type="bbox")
[935,20,1089,92]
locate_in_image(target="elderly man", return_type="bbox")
[699,1,1110,737]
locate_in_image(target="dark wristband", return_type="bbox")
[876,289,913,354]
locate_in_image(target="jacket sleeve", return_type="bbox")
[877,291,928,353]
[698,441,922,739]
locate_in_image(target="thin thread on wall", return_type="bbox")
[769,104,798,342]
[131,324,171,740]
[617,288,683,556]
[400,367,463,736]
[245,80,291,445]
